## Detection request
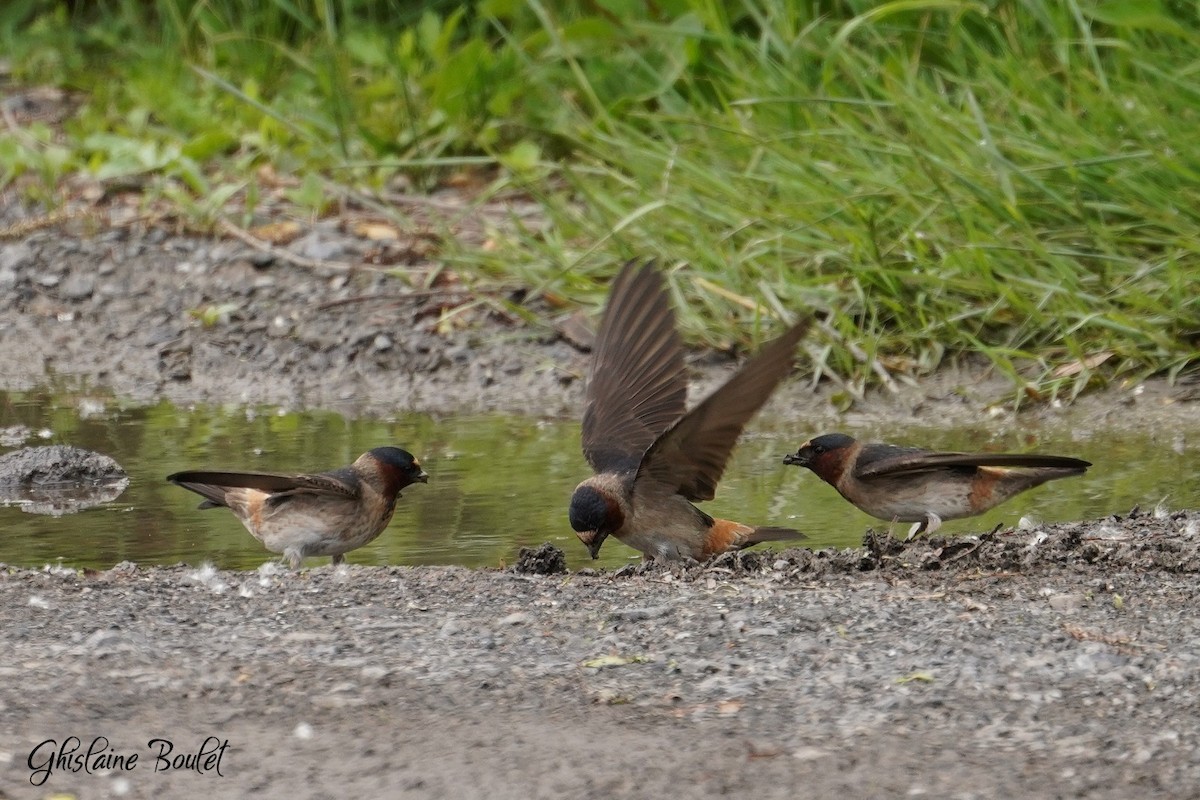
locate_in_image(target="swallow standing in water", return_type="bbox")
[168,447,428,568]
[569,260,809,562]
[783,433,1090,538]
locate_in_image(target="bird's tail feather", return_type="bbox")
[741,525,806,548]
[170,480,231,510]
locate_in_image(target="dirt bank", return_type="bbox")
[2,199,1197,433]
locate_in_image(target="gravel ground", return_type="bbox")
[3,512,1200,799]
[4,198,1200,798]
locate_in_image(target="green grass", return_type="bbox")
[2,0,1198,403]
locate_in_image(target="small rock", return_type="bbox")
[0,445,126,486]
[610,606,673,622]
[1047,593,1084,613]
[84,628,123,652]
[747,626,780,637]
[360,666,390,682]
[294,233,345,262]
[497,612,530,626]
[312,694,366,709]
[512,543,566,575]
[60,272,95,301]
[792,746,832,762]
[0,242,34,271]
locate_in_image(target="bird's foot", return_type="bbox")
[904,513,942,542]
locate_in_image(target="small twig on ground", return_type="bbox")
[315,290,480,311]
[0,207,93,240]
[216,217,383,274]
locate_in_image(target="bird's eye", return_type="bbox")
[811,444,825,455]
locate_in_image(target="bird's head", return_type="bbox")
[363,447,429,496]
[568,482,626,559]
[783,433,857,482]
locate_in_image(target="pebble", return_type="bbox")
[0,242,33,271]
[60,272,96,300]
[610,606,673,622]
[1046,592,1084,613]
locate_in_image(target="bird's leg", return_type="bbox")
[905,512,943,542]
[284,550,302,570]
[331,553,346,566]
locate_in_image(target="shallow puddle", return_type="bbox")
[1,387,1198,571]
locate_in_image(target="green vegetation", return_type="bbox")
[2,0,1198,401]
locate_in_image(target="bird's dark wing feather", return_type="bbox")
[167,468,362,499]
[166,480,231,509]
[855,450,1092,479]
[635,317,810,501]
[581,260,688,473]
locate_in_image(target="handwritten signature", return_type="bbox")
[28,736,229,786]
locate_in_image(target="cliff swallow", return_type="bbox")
[569,260,809,562]
[168,447,428,568]
[783,433,1090,538]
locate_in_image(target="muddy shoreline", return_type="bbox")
[5,206,1200,797]
[2,205,1197,434]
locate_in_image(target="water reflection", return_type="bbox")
[1,387,1198,571]
[0,481,130,516]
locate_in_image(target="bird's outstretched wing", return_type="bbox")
[581,260,688,473]
[636,317,810,501]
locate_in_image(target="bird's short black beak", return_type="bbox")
[783,451,808,467]
[415,470,429,484]
[580,530,608,560]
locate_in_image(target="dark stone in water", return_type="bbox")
[0,446,129,516]
[0,445,127,486]
[512,542,567,575]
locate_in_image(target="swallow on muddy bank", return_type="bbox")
[168,447,428,568]
[783,433,1091,538]
[568,260,809,562]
